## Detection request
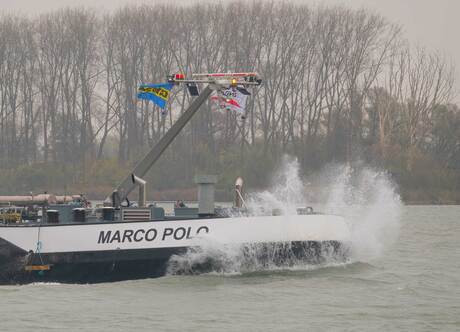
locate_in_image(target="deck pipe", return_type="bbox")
[131,174,147,207]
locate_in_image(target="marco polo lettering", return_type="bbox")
[97,226,209,244]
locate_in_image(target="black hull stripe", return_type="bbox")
[0,241,349,285]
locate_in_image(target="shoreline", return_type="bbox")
[1,187,459,206]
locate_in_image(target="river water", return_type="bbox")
[1,205,459,332]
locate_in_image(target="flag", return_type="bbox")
[210,88,248,115]
[138,83,174,109]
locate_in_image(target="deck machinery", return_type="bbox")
[0,73,350,284]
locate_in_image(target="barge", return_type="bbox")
[0,73,351,284]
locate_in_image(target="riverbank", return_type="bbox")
[4,185,457,206]
[0,159,459,205]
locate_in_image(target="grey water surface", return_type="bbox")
[1,206,459,332]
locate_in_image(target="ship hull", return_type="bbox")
[0,215,350,284]
[0,245,182,284]
[0,241,346,284]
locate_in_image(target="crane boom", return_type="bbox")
[106,85,213,206]
[106,72,262,207]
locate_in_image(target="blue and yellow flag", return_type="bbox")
[138,83,174,109]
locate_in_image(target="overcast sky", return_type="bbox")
[2,0,459,97]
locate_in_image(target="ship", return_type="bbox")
[0,73,351,284]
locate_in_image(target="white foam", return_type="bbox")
[166,238,349,276]
[26,282,63,286]
[167,156,401,275]
[318,164,402,261]
[246,156,305,216]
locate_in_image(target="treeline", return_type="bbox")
[0,2,459,203]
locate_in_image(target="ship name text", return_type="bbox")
[97,226,209,244]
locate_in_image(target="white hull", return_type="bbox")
[1,214,350,254]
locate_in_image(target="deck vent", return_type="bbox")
[46,210,59,223]
[73,208,86,222]
[122,208,151,222]
[102,207,115,221]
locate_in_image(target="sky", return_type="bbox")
[1,0,459,98]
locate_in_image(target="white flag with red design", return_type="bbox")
[210,88,247,115]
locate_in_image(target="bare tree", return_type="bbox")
[0,2,458,197]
